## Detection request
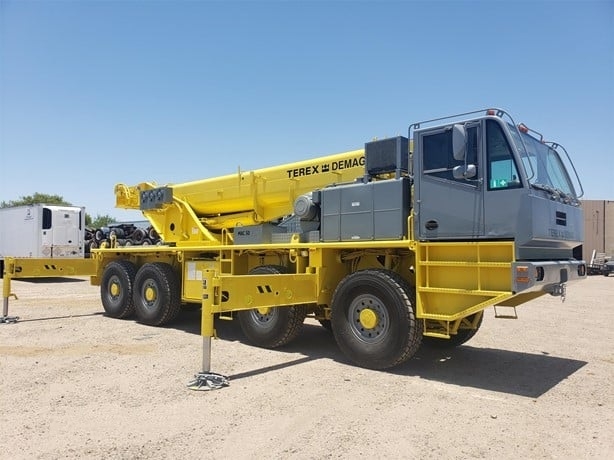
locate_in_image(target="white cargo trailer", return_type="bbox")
[0,204,85,275]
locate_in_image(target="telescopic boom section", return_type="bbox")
[114,149,366,245]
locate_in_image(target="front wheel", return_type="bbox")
[237,265,307,348]
[331,269,422,370]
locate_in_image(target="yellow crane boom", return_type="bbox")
[114,149,366,245]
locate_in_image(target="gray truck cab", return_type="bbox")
[411,109,586,293]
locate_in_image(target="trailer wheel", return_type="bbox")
[237,265,307,348]
[331,269,422,370]
[100,260,137,319]
[133,263,181,326]
[422,312,483,348]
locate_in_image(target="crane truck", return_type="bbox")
[2,109,587,389]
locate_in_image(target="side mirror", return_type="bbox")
[452,124,466,161]
[453,164,477,180]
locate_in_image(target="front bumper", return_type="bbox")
[512,260,587,295]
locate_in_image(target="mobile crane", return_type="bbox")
[2,109,586,389]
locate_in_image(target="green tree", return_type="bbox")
[0,192,70,208]
[0,193,116,228]
[89,214,116,228]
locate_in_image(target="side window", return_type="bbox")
[42,208,52,230]
[487,120,521,190]
[423,126,478,182]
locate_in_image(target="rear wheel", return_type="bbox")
[422,312,483,348]
[237,265,307,348]
[331,269,422,370]
[133,262,181,326]
[100,260,137,319]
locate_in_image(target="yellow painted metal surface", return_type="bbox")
[215,273,317,311]
[3,257,98,279]
[415,241,516,321]
[183,260,218,301]
[115,149,365,244]
[2,257,100,316]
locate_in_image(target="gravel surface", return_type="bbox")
[1,275,612,459]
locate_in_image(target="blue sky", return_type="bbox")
[1,0,612,220]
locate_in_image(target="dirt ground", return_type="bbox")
[1,275,612,459]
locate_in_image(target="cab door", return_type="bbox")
[414,121,484,240]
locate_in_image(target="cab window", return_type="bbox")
[487,120,521,190]
[423,126,478,182]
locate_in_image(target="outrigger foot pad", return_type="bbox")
[187,372,230,391]
[0,316,19,324]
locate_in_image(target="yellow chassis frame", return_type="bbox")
[2,239,530,330]
[2,238,545,376]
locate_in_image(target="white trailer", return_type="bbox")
[0,204,86,275]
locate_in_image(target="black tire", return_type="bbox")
[318,319,333,331]
[100,260,137,319]
[131,227,146,243]
[331,269,422,370]
[422,312,483,348]
[237,265,307,348]
[133,262,181,326]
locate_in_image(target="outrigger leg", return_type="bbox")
[1,270,19,324]
[187,271,229,391]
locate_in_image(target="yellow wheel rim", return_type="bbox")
[145,286,157,302]
[359,308,378,329]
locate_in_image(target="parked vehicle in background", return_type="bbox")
[0,204,85,276]
[602,259,614,277]
[587,250,613,276]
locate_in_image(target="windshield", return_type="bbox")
[507,125,579,200]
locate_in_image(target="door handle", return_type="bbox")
[425,220,439,230]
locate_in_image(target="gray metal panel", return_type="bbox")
[303,230,321,243]
[373,179,410,239]
[233,224,284,244]
[320,178,410,241]
[513,193,584,260]
[365,137,408,176]
[140,187,173,210]
[271,233,294,244]
[320,187,341,241]
[413,123,485,239]
[341,211,374,240]
[417,176,484,239]
[338,181,374,240]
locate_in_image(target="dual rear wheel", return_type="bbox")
[100,261,181,326]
